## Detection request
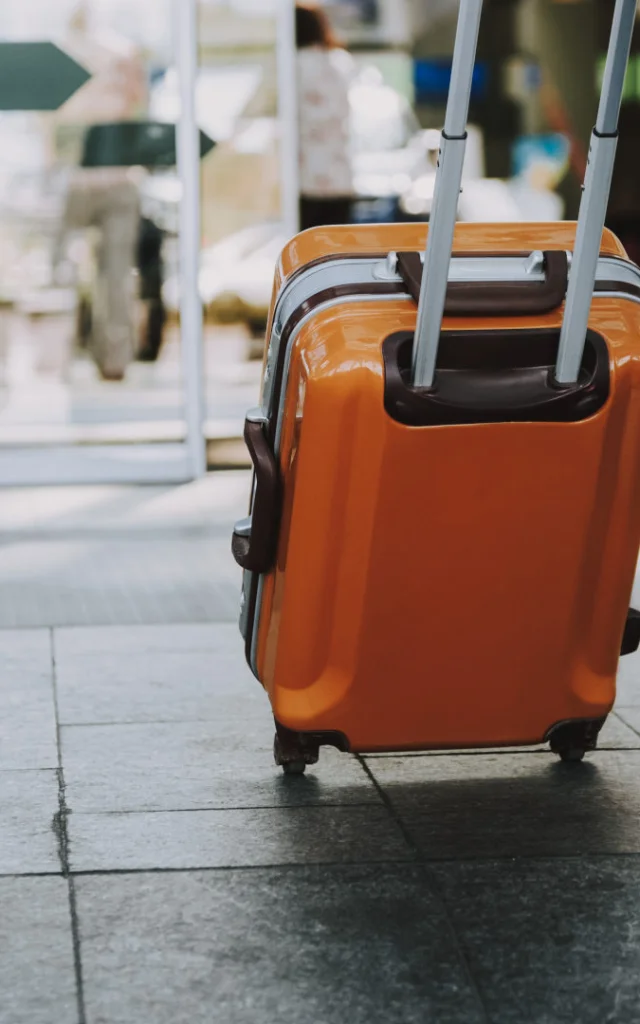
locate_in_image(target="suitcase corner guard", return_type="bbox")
[231,408,280,575]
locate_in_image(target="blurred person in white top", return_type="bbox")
[296,3,355,230]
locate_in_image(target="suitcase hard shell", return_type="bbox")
[232,0,640,768]
[235,221,640,756]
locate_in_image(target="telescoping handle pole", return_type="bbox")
[411,0,483,388]
[555,0,638,384]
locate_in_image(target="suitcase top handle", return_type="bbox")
[397,250,569,318]
[413,0,638,389]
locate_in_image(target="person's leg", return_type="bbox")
[93,182,140,380]
[137,218,166,363]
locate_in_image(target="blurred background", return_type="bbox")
[0,0,638,485]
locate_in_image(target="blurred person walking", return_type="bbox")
[296,3,355,230]
[53,3,147,381]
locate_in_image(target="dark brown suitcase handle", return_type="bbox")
[396,249,569,317]
[231,414,279,574]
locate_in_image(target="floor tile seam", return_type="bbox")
[357,755,491,1023]
[1,620,224,630]
[425,850,640,867]
[53,742,640,753]
[0,871,66,879]
[0,626,52,634]
[59,719,274,729]
[52,645,241,655]
[5,850,640,882]
[65,798,387,818]
[67,858,418,878]
[343,849,640,866]
[0,528,234,541]
[50,630,87,1024]
[66,801,382,816]
[613,709,640,740]
[364,747,640,760]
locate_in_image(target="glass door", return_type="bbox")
[193,0,294,449]
[0,0,206,484]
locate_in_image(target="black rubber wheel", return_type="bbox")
[274,731,315,775]
[273,734,285,767]
[558,747,586,763]
[548,719,605,761]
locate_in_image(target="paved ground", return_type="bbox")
[3,476,640,1023]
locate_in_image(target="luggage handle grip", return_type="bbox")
[397,250,569,317]
[231,410,279,574]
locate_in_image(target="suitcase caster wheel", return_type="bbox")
[548,720,603,763]
[273,731,318,775]
[557,747,586,763]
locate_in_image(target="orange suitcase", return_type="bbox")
[232,0,640,772]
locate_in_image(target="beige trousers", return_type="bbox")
[62,170,141,378]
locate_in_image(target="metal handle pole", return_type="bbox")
[555,0,637,384]
[412,0,483,388]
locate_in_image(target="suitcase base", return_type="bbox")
[268,610,640,773]
[272,716,609,773]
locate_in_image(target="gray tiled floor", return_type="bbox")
[0,478,247,629]
[0,770,62,873]
[54,626,256,725]
[61,725,378,812]
[0,630,57,770]
[0,877,77,1024]
[69,805,411,872]
[4,478,640,1023]
[76,866,487,1024]
[431,857,640,1024]
[366,750,640,859]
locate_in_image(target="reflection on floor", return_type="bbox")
[0,315,262,444]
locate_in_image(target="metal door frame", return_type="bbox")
[0,0,205,486]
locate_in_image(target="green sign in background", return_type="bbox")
[0,42,91,111]
[81,122,216,169]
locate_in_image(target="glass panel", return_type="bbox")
[0,0,196,456]
[195,0,279,440]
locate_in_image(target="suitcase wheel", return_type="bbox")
[548,718,604,763]
[273,731,319,776]
[556,746,586,763]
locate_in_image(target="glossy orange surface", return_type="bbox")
[277,222,626,281]
[255,222,640,752]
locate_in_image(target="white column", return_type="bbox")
[175,0,206,477]
[276,0,300,240]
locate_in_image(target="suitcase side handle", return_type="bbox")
[231,410,280,574]
[397,250,568,317]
